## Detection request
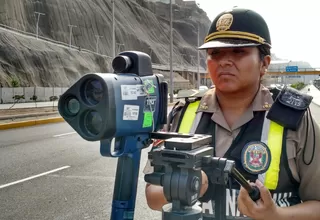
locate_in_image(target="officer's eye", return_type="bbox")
[233,48,245,53]
[208,50,219,56]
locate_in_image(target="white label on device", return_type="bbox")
[123,105,139,120]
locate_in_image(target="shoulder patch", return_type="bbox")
[241,141,271,175]
[277,86,313,110]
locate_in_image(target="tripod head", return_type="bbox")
[146,133,212,220]
[145,132,261,220]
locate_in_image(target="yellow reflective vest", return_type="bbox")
[176,100,284,190]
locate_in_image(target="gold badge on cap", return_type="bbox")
[216,13,233,31]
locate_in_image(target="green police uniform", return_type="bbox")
[144,7,320,219]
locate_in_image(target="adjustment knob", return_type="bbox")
[191,176,200,192]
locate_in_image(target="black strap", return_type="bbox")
[212,121,216,156]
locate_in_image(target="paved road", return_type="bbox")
[0,122,162,220]
[1,103,320,220]
[0,106,177,220]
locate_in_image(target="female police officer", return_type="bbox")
[144,7,320,219]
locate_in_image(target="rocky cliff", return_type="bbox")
[0,0,211,87]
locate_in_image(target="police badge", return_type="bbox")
[241,141,271,175]
[216,13,233,31]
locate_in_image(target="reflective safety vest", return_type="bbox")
[177,100,284,190]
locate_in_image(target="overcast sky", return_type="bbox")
[193,0,320,67]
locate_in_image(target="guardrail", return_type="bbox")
[0,23,113,59]
[6,22,317,75]
[0,23,320,74]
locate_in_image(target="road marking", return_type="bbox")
[53,132,76,137]
[0,166,70,189]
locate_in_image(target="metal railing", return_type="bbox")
[0,23,113,59]
[3,23,318,75]
[0,23,204,73]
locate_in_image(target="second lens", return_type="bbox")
[84,79,103,105]
[85,111,103,135]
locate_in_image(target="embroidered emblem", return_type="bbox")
[241,141,271,175]
[199,102,208,110]
[216,13,233,31]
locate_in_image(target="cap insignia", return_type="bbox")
[216,13,233,31]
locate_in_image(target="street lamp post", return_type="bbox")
[190,55,196,87]
[95,35,103,53]
[112,0,115,58]
[68,24,77,48]
[34,12,45,39]
[116,43,125,54]
[149,47,153,61]
[197,22,200,89]
[169,0,173,103]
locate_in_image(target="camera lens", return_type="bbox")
[112,55,132,73]
[66,97,80,116]
[85,111,103,135]
[84,79,103,105]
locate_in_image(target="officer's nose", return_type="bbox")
[218,53,233,67]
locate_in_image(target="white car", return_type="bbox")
[199,86,209,91]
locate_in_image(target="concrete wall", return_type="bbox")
[0,87,69,104]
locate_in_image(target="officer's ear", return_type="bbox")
[260,55,271,77]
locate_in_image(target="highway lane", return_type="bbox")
[0,103,320,220]
[0,121,161,220]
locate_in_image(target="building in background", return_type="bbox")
[266,60,319,85]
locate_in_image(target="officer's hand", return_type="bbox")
[237,179,280,220]
[200,170,208,197]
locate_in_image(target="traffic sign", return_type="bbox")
[285,66,298,72]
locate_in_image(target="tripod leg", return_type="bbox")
[215,185,227,220]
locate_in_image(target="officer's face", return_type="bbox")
[206,47,266,93]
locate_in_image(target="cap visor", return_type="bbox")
[198,40,260,50]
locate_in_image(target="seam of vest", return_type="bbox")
[167,101,181,130]
[258,111,270,184]
[190,111,203,133]
[211,120,216,155]
[176,101,189,132]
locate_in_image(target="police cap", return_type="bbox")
[199,8,271,49]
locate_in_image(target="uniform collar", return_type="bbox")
[197,84,274,113]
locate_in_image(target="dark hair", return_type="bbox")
[258,45,271,60]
